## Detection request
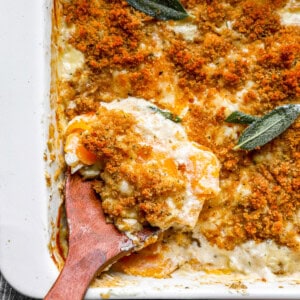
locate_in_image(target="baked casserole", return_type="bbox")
[48,0,300,285]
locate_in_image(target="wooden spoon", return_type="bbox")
[45,172,158,300]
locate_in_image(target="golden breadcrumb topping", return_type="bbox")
[81,107,186,227]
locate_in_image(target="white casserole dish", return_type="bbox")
[0,0,300,298]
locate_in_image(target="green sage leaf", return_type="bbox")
[126,0,189,20]
[225,111,259,124]
[234,104,300,150]
[149,106,182,123]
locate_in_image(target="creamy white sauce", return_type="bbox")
[168,22,198,41]
[157,81,176,106]
[279,1,300,25]
[119,180,134,196]
[280,12,300,25]
[213,94,241,114]
[235,81,255,102]
[190,233,300,279]
[58,46,85,80]
[57,23,85,80]
[235,173,252,198]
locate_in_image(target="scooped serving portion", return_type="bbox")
[64,97,220,238]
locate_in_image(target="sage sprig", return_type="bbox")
[149,106,182,123]
[126,0,189,21]
[226,104,300,150]
[225,111,259,124]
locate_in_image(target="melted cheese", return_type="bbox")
[190,233,300,279]
[57,23,84,80]
[168,22,198,41]
[279,0,300,25]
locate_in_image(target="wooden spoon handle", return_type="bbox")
[45,233,134,300]
[44,247,107,300]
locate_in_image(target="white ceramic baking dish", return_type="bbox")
[0,0,300,298]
